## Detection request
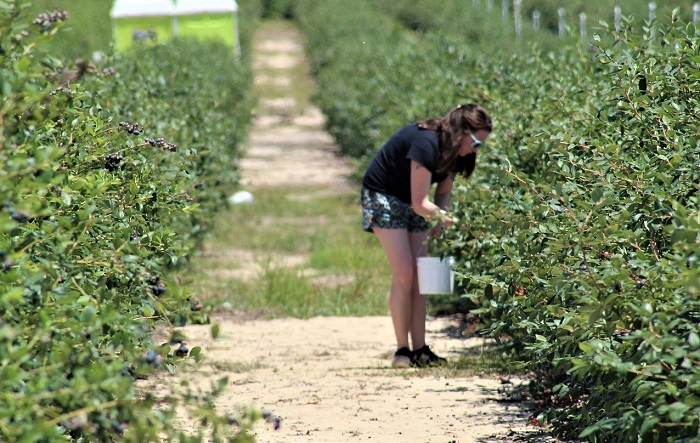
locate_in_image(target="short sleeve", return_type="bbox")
[405,135,439,173]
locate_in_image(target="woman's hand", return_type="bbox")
[430,209,455,238]
[434,209,455,226]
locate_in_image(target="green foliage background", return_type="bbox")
[4,0,700,441]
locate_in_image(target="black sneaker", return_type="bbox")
[391,347,413,368]
[411,345,447,367]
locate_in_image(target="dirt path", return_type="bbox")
[171,22,555,443]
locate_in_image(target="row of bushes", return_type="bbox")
[291,0,699,441]
[1,0,259,440]
[453,27,700,441]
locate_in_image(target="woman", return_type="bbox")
[361,103,492,368]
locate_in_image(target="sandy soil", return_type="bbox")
[172,317,543,443]
[165,23,557,443]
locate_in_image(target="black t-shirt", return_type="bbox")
[362,124,448,204]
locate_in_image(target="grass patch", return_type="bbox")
[182,184,391,318]
[211,186,363,253]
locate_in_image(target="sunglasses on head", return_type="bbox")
[468,132,485,149]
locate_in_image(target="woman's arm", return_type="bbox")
[410,160,455,224]
[434,176,453,211]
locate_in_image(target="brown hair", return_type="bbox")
[416,103,492,177]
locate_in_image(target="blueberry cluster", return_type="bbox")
[0,252,14,272]
[145,350,161,367]
[3,202,29,223]
[145,137,177,152]
[118,121,142,135]
[104,153,124,172]
[33,9,68,32]
[10,209,29,222]
[120,365,136,378]
[146,275,166,296]
[635,278,646,289]
[175,343,189,357]
[168,334,189,357]
[111,422,127,435]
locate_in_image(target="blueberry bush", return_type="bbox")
[0,1,262,441]
[292,0,700,440]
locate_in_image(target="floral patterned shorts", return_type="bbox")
[361,187,429,233]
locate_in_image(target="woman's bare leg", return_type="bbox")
[373,228,415,349]
[408,230,429,349]
[373,228,430,351]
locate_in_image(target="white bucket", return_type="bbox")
[417,256,455,295]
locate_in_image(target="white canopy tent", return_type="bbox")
[110,0,240,58]
[110,0,176,50]
[173,0,240,59]
[111,0,175,18]
[174,0,238,15]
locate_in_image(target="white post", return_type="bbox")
[694,3,699,24]
[580,13,587,38]
[533,10,540,31]
[514,0,522,41]
[502,0,508,19]
[487,0,492,10]
[614,6,621,32]
[558,8,566,36]
[473,0,478,6]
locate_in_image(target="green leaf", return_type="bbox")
[667,402,690,422]
[217,376,229,392]
[578,424,600,438]
[640,417,660,434]
[142,305,155,317]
